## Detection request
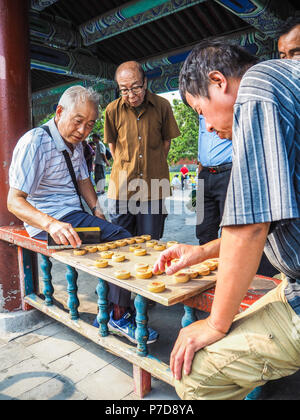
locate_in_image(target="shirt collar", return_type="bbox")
[120,89,155,109]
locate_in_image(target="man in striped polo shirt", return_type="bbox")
[8,86,158,345]
[154,41,300,399]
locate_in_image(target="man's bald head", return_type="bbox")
[115,61,147,107]
[115,61,145,83]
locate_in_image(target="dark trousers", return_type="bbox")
[196,168,231,245]
[34,211,132,308]
[109,199,167,240]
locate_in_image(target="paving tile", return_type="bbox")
[0,357,55,399]
[76,364,133,400]
[0,343,32,371]
[122,392,141,400]
[48,346,117,383]
[26,333,81,365]
[18,375,86,400]
[14,321,61,347]
[0,338,7,349]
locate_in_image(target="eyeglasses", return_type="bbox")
[119,83,144,97]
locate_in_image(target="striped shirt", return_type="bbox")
[9,118,89,237]
[221,59,300,314]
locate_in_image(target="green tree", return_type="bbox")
[92,107,106,138]
[168,99,199,165]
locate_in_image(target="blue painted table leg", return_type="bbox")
[66,265,79,320]
[134,294,149,357]
[182,305,197,328]
[40,254,54,306]
[245,386,263,400]
[96,278,109,337]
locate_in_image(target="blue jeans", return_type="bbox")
[108,199,167,240]
[34,211,132,307]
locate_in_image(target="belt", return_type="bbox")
[201,163,232,174]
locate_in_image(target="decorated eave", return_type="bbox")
[30,0,298,122]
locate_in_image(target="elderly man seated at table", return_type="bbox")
[7,85,158,345]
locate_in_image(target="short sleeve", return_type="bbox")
[104,106,118,144]
[9,133,46,195]
[221,100,298,226]
[161,101,181,141]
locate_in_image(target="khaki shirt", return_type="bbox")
[104,91,180,201]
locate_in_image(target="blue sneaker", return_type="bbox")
[106,311,158,344]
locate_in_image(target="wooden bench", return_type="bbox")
[0,225,280,399]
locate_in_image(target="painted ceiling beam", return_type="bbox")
[141,28,278,74]
[31,0,59,11]
[30,43,117,82]
[79,0,206,46]
[214,0,295,38]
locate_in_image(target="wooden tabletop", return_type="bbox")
[52,244,217,307]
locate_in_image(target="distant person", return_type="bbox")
[180,165,189,190]
[92,133,110,195]
[82,140,95,176]
[171,174,181,190]
[196,114,232,245]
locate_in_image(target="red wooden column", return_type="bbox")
[0,0,31,312]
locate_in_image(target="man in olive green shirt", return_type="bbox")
[105,61,180,240]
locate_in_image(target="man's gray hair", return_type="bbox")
[58,85,100,112]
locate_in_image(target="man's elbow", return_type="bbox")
[224,222,270,241]
[7,193,16,215]
[7,188,25,216]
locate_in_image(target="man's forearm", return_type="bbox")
[78,178,99,210]
[210,223,270,333]
[7,189,56,232]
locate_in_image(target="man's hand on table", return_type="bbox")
[153,243,211,275]
[171,317,226,381]
[48,220,82,248]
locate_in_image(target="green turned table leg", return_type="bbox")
[133,294,152,397]
[96,278,109,337]
[182,305,197,327]
[40,254,54,306]
[134,294,149,357]
[66,265,80,320]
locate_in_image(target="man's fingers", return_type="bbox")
[172,345,186,381]
[50,223,82,248]
[171,337,198,381]
[183,339,197,377]
[153,247,180,273]
[65,227,81,247]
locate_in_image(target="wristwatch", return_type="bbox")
[91,206,97,215]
